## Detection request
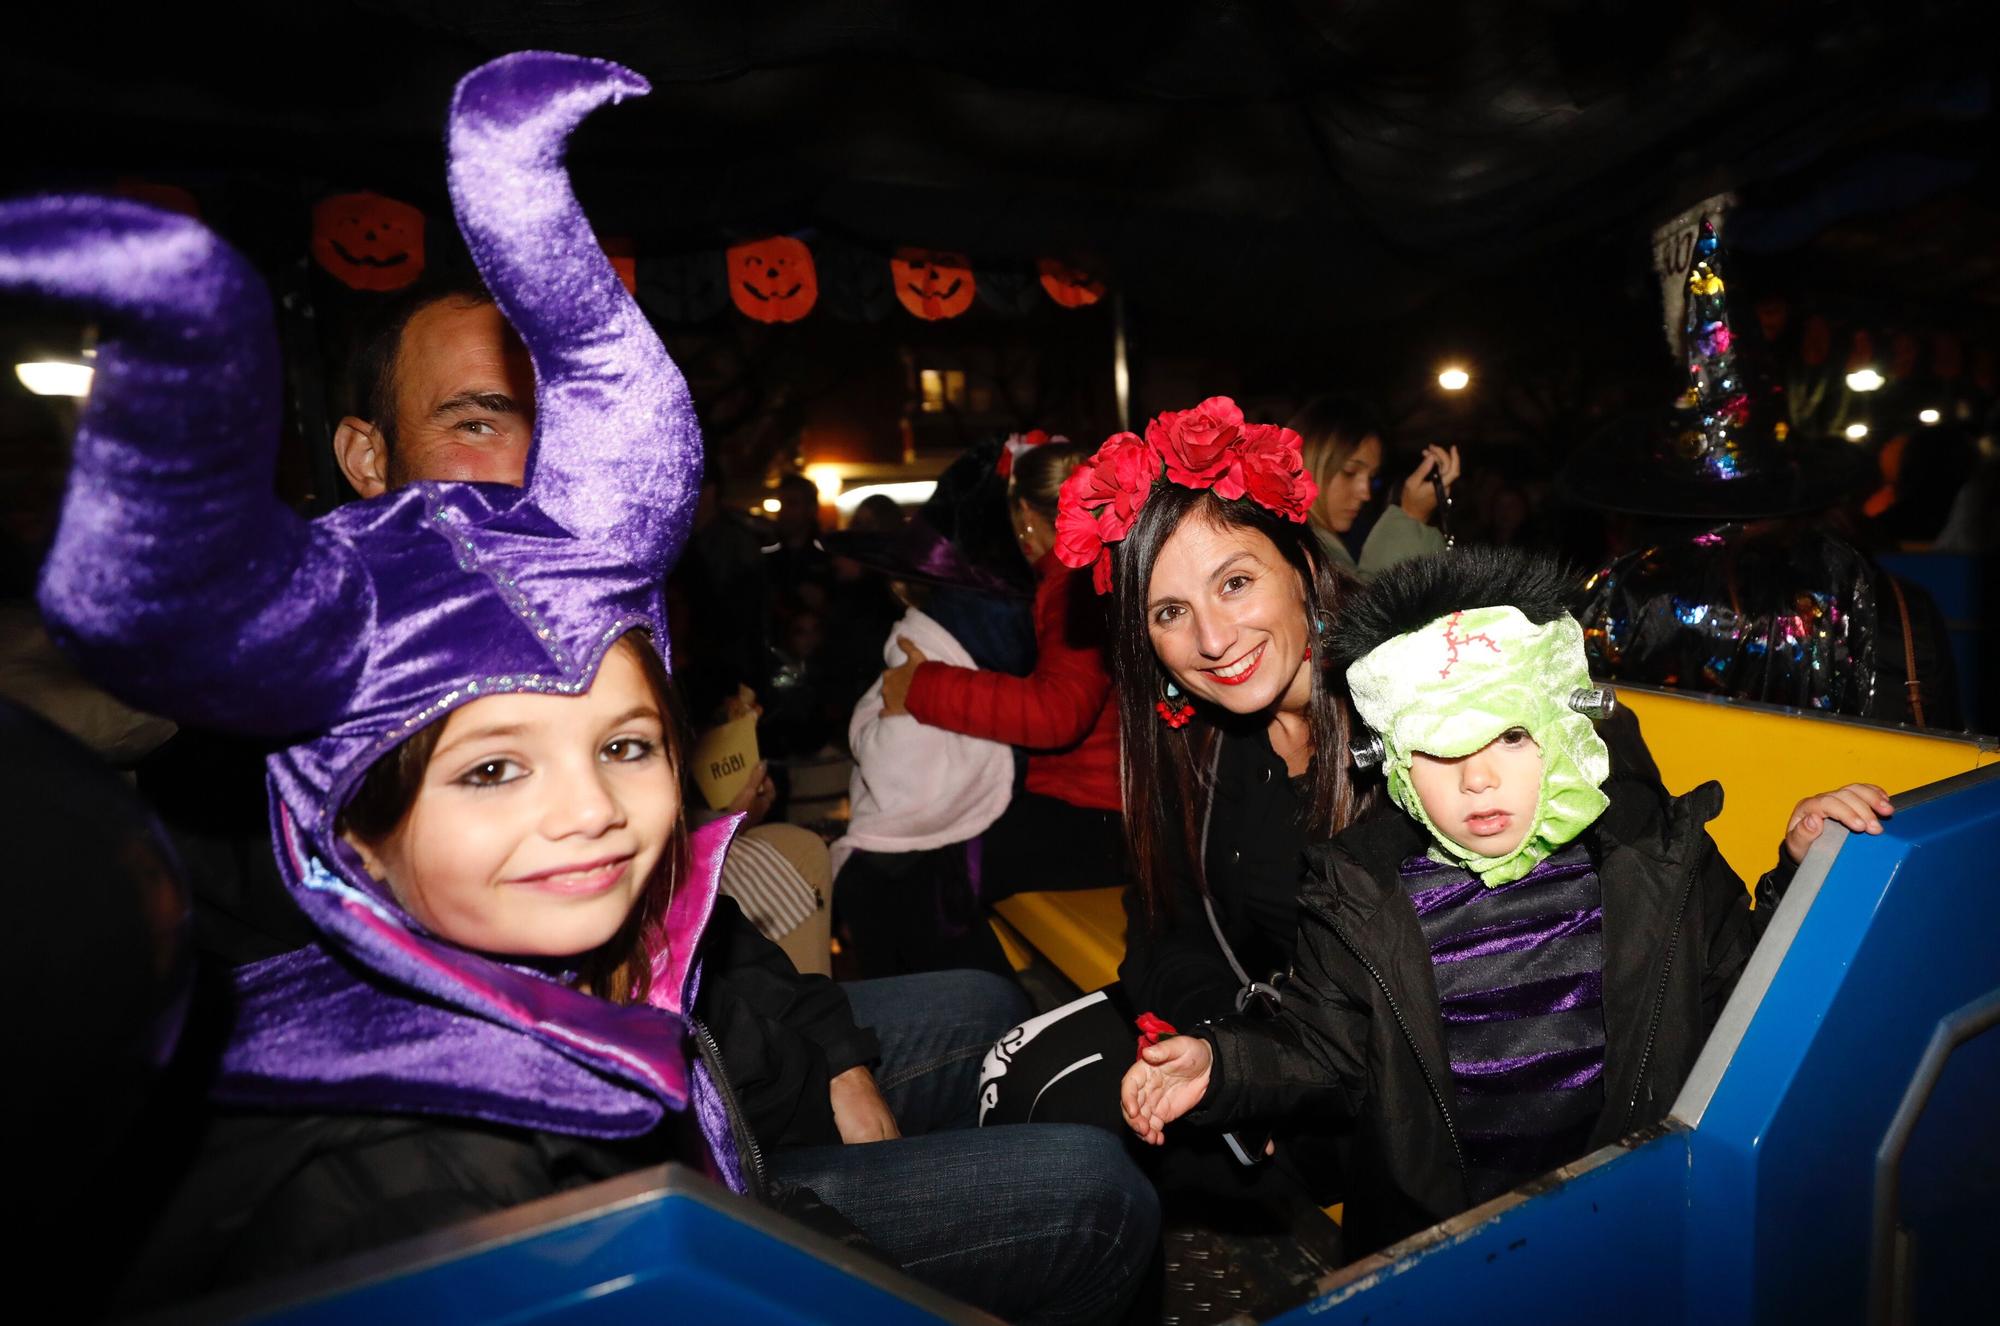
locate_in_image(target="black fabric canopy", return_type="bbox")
[3,2,1990,325]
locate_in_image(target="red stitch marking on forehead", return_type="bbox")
[1438,610,1502,679]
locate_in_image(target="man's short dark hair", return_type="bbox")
[343,279,494,453]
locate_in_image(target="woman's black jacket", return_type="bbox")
[1187,779,1794,1257]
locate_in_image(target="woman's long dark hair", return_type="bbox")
[1109,486,1373,920]
[338,630,691,1005]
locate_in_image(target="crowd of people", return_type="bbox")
[1,48,1981,1326]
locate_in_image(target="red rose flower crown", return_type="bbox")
[1053,396,1318,593]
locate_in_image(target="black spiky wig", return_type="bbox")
[1331,547,1580,665]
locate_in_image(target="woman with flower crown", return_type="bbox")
[976,398,1374,1206]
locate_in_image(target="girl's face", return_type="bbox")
[1407,727,1543,858]
[347,642,678,960]
[1145,514,1314,718]
[1314,434,1382,534]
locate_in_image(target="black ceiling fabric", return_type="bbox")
[1,2,1991,329]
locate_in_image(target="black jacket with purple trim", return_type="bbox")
[1185,778,1795,1257]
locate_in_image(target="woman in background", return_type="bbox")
[1290,395,1461,579]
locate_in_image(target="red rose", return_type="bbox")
[1217,423,1316,521]
[1063,431,1159,540]
[1146,396,1243,489]
[1054,472,1105,571]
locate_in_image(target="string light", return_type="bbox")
[1844,423,1869,441]
[761,497,782,513]
[1844,367,1884,393]
[1437,365,1470,391]
[1918,408,1941,425]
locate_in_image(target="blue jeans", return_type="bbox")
[767,971,1159,1326]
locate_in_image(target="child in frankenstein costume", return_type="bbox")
[1120,547,1892,1256]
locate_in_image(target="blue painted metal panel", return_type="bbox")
[1261,1132,1691,1326]
[1255,766,2000,1326]
[203,1173,973,1326]
[1689,769,2000,1325]
[1896,1021,2000,1321]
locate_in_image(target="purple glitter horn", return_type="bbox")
[1,196,368,735]
[448,52,700,568]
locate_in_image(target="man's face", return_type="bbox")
[385,299,537,488]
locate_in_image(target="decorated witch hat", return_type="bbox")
[821,436,1036,598]
[1560,218,1867,519]
[0,53,749,1181]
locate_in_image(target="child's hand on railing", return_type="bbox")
[1785,782,1894,863]
[1120,1035,1213,1146]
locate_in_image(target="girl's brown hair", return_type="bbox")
[338,631,690,1005]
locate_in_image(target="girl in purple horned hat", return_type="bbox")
[3,51,1155,1323]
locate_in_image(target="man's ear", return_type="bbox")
[333,416,390,499]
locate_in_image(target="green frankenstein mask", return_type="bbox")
[1345,604,1610,886]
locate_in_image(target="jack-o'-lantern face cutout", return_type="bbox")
[892,247,975,320]
[1037,258,1105,309]
[312,192,426,292]
[728,236,818,323]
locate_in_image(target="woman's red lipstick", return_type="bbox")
[1209,642,1265,687]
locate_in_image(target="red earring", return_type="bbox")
[1156,681,1195,728]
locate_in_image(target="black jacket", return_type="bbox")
[1188,780,1791,1256]
[695,894,880,1154]
[1120,727,1309,1031]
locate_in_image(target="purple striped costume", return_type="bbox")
[1401,842,1607,1203]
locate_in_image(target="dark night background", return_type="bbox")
[2,2,1994,554]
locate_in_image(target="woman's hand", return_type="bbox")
[829,1065,901,1144]
[721,759,776,828]
[879,637,928,716]
[1785,782,1894,863]
[1120,1036,1213,1146]
[1398,445,1462,523]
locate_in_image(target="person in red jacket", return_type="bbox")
[880,436,1126,898]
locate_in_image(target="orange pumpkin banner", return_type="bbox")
[892,247,975,320]
[1036,258,1105,309]
[312,192,426,292]
[727,236,818,323]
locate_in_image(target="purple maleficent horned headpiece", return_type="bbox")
[5,53,741,1179]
